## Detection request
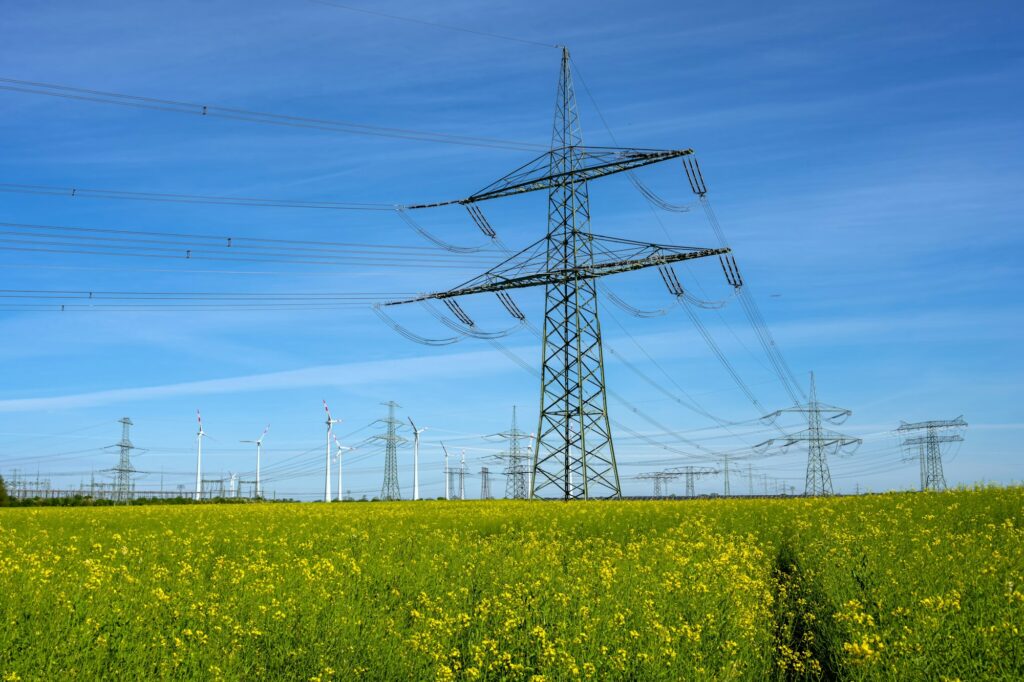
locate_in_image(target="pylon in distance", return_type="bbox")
[480,467,491,500]
[759,372,861,496]
[112,417,135,504]
[897,416,966,491]
[374,401,406,500]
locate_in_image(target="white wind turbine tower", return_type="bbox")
[332,433,354,502]
[441,442,450,501]
[407,418,428,501]
[459,448,466,501]
[194,410,206,501]
[240,424,270,499]
[322,400,341,503]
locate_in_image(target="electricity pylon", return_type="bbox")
[112,417,135,504]
[672,466,718,497]
[897,416,966,491]
[636,471,679,498]
[759,372,861,496]
[489,406,530,499]
[480,467,491,499]
[373,401,406,500]
[389,48,731,499]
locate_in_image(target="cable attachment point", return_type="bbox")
[443,298,476,327]
[657,264,685,296]
[495,291,526,320]
[682,157,708,196]
[719,254,743,288]
[465,203,497,238]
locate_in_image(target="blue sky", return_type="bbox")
[0,0,1021,499]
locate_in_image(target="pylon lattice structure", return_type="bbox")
[373,401,407,500]
[388,49,731,499]
[636,471,680,498]
[673,466,718,498]
[897,416,966,491]
[112,417,135,504]
[480,467,491,499]
[759,372,861,496]
[490,406,531,499]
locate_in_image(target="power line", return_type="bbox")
[0,77,547,152]
[0,182,396,210]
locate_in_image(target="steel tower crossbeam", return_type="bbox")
[406,147,694,209]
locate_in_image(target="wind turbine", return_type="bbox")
[240,424,270,499]
[460,448,466,501]
[407,418,428,501]
[323,400,341,503]
[441,441,450,501]
[194,410,206,501]
[332,433,354,502]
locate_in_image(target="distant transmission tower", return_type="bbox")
[387,48,731,499]
[636,471,679,498]
[897,416,966,491]
[675,466,717,497]
[480,467,491,499]
[760,372,861,496]
[373,401,406,500]
[112,417,135,504]
[491,406,530,499]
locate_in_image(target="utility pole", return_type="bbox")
[747,464,753,496]
[408,417,427,501]
[759,372,861,496]
[387,48,730,500]
[112,417,135,504]
[194,410,206,502]
[374,401,406,501]
[480,467,491,500]
[323,401,341,503]
[897,416,966,491]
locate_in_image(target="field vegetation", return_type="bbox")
[0,487,1021,680]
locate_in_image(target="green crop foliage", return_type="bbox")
[0,487,1021,680]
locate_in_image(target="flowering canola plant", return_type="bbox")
[0,487,1021,680]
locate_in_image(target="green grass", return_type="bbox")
[0,487,1021,680]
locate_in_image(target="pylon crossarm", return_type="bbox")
[385,240,729,306]
[897,416,967,431]
[900,434,963,446]
[404,146,695,209]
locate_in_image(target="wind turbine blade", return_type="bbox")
[323,399,332,421]
[408,417,418,433]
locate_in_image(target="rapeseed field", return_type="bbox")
[0,488,1021,680]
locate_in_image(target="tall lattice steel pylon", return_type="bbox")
[759,372,861,496]
[530,48,619,501]
[897,416,966,491]
[388,48,732,499]
[490,406,530,499]
[636,471,680,498]
[480,467,492,499]
[673,466,717,498]
[374,401,406,500]
[112,417,135,504]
